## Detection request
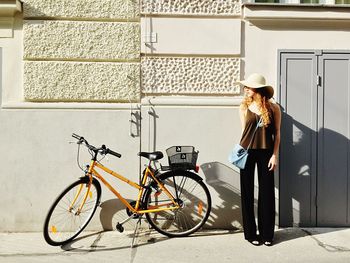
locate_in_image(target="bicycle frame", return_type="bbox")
[72,159,180,215]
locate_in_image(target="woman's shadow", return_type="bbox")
[280,111,350,230]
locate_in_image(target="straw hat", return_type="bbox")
[238,73,274,99]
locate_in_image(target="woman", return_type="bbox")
[238,73,281,246]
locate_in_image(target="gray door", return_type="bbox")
[279,50,350,227]
[317,53,350,226]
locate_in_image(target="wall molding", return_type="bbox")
[244,3,350,22]
[0,0,22,37]
[142,96,242,107]
[2,96,243,110]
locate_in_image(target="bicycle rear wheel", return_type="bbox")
[43,177,101,246]
[144,170,211,237]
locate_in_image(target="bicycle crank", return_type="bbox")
[126,201,144,219]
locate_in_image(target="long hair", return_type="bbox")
[241,88,271,126]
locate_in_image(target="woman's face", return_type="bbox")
[244,86,257,98]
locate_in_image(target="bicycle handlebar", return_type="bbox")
[72,133,81,140]
[72,133,122,158]
[105,148,122,158]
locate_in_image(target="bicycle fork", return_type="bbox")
[68,183,91,215]
[69,171,94,215]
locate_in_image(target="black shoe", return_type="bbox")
[263,241,273,246]
[248,239,261,246]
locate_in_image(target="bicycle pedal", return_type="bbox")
[116,223,124,233]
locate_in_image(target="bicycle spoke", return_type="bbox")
[145,172,211,237]
[44,179,101,245]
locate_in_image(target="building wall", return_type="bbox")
[243,5,350,89]
[243,4,350,227]
[0,0,141,232]
[140,0,244,230]
[3,1,350,232]
[1,0,244,232]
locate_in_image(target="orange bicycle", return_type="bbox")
[43,134,211,246]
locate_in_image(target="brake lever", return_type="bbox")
[68,140,83,145]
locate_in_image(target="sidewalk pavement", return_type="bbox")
[1,228,350,263]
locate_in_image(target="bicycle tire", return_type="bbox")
[43,177,101,246]
[143,170,211,237]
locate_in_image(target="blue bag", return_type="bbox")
[228,144,249,169]
[229,117,262,170]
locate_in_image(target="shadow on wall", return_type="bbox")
[280,111,312,227]
[201,162,242,230]
[201,162,280,230]
[99,198,138,231]
[22,3,46,17]
[199,105,349,230]
[97,163,244,232]
[0,47,2,107]
[280,110,350,227]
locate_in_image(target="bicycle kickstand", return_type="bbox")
[131,215,143,248]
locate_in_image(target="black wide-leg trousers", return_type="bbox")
[240,149,275,242]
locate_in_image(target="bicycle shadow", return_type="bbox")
[99,198,137,231]
[60,229,236,253]
[99,181,215,233]
[201,162,243,230]
[61,193,238,253]
[60,230,161,252]
[60,198,162,253]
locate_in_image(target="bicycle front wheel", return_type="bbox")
[43,177,101,246]
[144,171,211,237]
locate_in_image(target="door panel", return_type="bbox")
[280,51,350,227]
[279,53,317,226]
[317,55,350,225]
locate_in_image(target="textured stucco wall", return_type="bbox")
[24,21,140,61]
[23,0,139,19]
[141,0,241,16]
[142,57,240,94]
[22,0,242,102]
[140,1,242,96]
[22,0,141,102]
[24,61,140,101]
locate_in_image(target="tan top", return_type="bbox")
[240,108,275,150]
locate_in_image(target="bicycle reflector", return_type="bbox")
[195,165,200,173]
[198,202,203,216]
[51,226,57,234]
[154,190,162,197]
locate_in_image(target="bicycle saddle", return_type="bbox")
[138,151,164,161]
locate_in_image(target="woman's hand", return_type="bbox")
[269,103,281,172]
[268,154,277,171]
